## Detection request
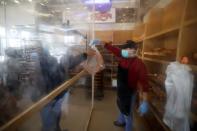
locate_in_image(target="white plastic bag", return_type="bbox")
[83,39,105,75]
[83,46,105,75]
[163,62,194,131]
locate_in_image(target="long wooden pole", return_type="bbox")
[0,70,87,131]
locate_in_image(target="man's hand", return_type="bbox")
[138,88,149,116]
[138,101,149,116]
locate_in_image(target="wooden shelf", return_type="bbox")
[149,103,170,131]
[132,23,145,42]
[184,17,197,27]
[145,26,180,40]
[133,38,144,43]
[144,52,166,56]
[143,57,170,65]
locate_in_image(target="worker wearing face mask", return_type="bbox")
[101,40,149,131]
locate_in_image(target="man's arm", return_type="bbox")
[104,42,121,57]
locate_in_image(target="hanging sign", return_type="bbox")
[90,8,116,23]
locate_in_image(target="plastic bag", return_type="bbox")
[83,42,105,75]
[163,62,194,131]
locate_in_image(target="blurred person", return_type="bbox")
[0,71,18,126]
[100,40,149,131]
[163,56,194,131]
[39,44,94,131]
[4,48,23,99]
[0,88,18,126]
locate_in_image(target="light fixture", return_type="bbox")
[82,0,112,12]
[1,1,5,5]
[14,0,20,4]
[84,0,110,4]
[25,25,32,28]
[28,0,32,2]
[66,7,70,10]
[40,3,45,6]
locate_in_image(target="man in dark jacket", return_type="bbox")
[103,40,149,131]
[4,48,22,99]
[39,46,88,131]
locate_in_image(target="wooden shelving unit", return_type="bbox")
[184,18,197,27]
[145,26,180,40]
[184,0,197,24]
[132,23,145,43]
[132,0,197,130]
[144,52,166,56]
[143,57,170,65]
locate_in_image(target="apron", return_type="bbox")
[117,60,135,116]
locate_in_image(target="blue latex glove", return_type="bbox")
[90,39,101,45]
[139,101,149,116]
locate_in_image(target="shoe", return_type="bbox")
[113,121,125,127]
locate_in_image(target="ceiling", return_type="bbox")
[0,0,160,10]
[0,0,160,23]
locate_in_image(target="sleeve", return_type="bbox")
[104,44,121,57]
[138,62,149,92]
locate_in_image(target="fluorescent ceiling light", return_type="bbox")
[84,0,110,4]
[40,3,45,6]
[14,0,20,4]
[28,0,32,2]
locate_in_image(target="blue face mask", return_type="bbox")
[121,50,129,58]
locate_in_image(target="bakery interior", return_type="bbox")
[0,0,197,131]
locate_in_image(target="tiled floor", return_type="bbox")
[18,88,151,131]
[60,87,91,131]
[88,90,151,131]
